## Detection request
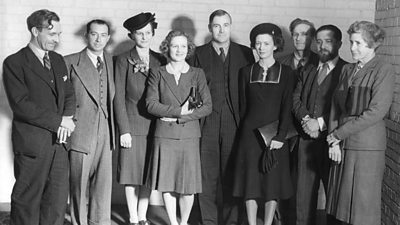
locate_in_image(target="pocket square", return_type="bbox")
[62,75,68,81]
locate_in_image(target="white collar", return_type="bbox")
[166,62,190,75]
[86,48,104,67]
[28,42,47,64]
[318,56,339,71]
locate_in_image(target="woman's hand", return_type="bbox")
[270,140,284,150]
[160,117,177,122]
[327,133,340,146]
[120,133,132,148]
[329,144,342,163]
[181,99,194,115]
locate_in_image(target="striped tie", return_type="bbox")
[43,52,51,70]
[97,56,103,74]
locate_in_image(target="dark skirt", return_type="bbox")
[233,125,293,201]
[147,137,202,194]
[117,135,151,185]
[326,149,385,225]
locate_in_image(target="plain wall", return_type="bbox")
[0,0,375,203]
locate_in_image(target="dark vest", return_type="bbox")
[210,48,230,112]
[308,71,335,118]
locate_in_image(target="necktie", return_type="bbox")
[219,47,226,62]
[317,63,329,85]
[96,56,104,74]
[297,58,304,72]
[43,52,51,70]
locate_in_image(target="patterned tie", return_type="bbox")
[96,56,104,74]
[219,47,226,62]
[43,52,51,70]
[317,63,329,85]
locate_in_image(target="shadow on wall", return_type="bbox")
[72,19,118,55]
[171,15,197,41]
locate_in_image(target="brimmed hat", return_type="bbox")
[250,23,282,47]
[123,12,157,32]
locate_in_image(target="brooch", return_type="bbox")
[128,57,149,73]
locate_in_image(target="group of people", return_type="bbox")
[2,7,394,225]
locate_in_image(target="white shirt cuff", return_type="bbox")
[317,117,327,131]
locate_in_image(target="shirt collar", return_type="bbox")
[318,56,339,72]
[211,41,230,55]
[28,42,47,65]
[86,48,104,67]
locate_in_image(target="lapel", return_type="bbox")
[160,66,194,104]
[50,51,66,102]
[71,49,99,104]
[303,64,318,97]
[352,56,378,83]
[129,48,147,78]
[23,46,57,95]
[104,51,115,101]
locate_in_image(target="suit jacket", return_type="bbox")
[189,42,254,127]
[114,47,166,137]
[329,56,395,150]
[293,58,348,127]
[278,51,319,70]
[146,66,212,139]
[3,45,75,157]
[64,48,115,154]
[278,51,319,82]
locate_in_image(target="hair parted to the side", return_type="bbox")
[86,19,111,35]
[209,9,232,24]
[26,9,59,32]
[289,18,316,37]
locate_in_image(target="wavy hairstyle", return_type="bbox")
[159,30,196,60]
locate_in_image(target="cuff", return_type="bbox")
[317,117,327,131]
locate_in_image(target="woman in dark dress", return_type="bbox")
[114,12,167,225]
[233,23,294,225]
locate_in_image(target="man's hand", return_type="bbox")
[120,133,132,148]
[181,100,194,115]
[302,118,320,138]
[57,126,70,144]
[61,115,76,132]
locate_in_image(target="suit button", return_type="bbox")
[50,80,54,83]
[169,123,172,126]
[76,105,79,108]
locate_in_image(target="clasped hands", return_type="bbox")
[160,99,194,123]
[301,115,320,138]
[57,116,76,144]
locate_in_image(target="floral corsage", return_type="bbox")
[128,57,149,73]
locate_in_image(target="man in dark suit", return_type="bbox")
[3,9,76,225]
[277,18,319,225]
[64,19,115,225]
[189,9,254,225]
[278,18,319,76]
[292,25,348,225]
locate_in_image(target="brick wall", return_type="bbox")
[376,0,400,224]
[0,0,376,202]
